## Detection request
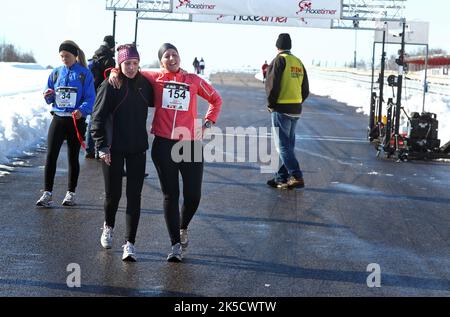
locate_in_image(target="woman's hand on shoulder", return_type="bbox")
[99,151,111,166]
[108,68,122,89]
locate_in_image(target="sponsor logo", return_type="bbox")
[297,0,312,13]
[231,16,288,23]
[176,0,216,10]
[176,0,191,9]
[291,66,304,78]
[216,15,288,24]
[296,0,337,16]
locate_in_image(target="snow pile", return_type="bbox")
[0,63,52,163]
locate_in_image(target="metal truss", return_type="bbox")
[105,0,172,13]
[105,0,408,29]
[334,0,407,30]
[138,12,192,22]
[105,0,192,22]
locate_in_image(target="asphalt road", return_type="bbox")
[0,72,449,298]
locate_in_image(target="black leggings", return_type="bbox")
[44,115,86,192]
[151,136,203,246]
[102,151,146,245]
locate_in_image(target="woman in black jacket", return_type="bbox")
[91,44,154,262]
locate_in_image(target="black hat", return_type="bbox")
[276,33,292,50]
[104,35,115,49]
[59,42,78,57]
[158,43,178,60]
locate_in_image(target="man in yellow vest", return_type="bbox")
[265,33,309,189]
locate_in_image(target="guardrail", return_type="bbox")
[310,67,450,96]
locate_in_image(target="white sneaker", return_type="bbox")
[180,229,189,249]
[62,191,76,206]
[122,241,137,262]
[167,243,183,262]
[36,191,53,208]
[100,223,113,249]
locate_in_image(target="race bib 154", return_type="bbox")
[162,82,191,111]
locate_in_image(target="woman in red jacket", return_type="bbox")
[110,43,222,262]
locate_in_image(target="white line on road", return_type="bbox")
[208,133,367,143]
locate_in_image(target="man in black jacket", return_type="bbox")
[85,35,116,159]
[91,35,116,89]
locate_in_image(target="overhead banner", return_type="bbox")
[192,14,332,28]
[374,21,429,45]
[173,0,341,19]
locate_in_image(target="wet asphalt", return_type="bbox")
[0,72,449,298]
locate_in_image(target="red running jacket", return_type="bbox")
[141,70,222,141]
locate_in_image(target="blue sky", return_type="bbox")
[0,0,449,69]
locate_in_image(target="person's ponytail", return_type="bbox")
[76,49,88,68]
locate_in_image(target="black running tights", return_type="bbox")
[44,115,86,192]
[102,151,146,245]
[151,136,203,246]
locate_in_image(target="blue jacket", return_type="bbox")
[44,63,95,117]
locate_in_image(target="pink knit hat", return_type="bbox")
[117,44,140,65]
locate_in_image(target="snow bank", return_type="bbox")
[0,63,52,162]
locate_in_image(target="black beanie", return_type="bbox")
[59,42,79,57]
[158,43,178,60]
[276,33,292,50]
[104,35,115,49]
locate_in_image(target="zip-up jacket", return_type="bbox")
[141,69,222,140]
[265,51,309,115]
[44,62,96,117]
[90,73,154,155]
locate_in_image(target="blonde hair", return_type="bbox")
[60,40,88,68]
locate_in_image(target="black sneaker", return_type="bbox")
[267,178,288,189]
[287,176,305,189]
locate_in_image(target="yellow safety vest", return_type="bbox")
[277,53,305,104]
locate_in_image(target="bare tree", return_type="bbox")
[0,42,36,63]
[21,52,36,63]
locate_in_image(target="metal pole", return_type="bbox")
[354,29,357,68]
[353,14,359,68]
[394,21,406,140]
[422,45,429,113]
[378,30,387,125]
[134,1,139,45]
[369,42,376,133]
[370,42,376,93]
[113,10,117,40]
